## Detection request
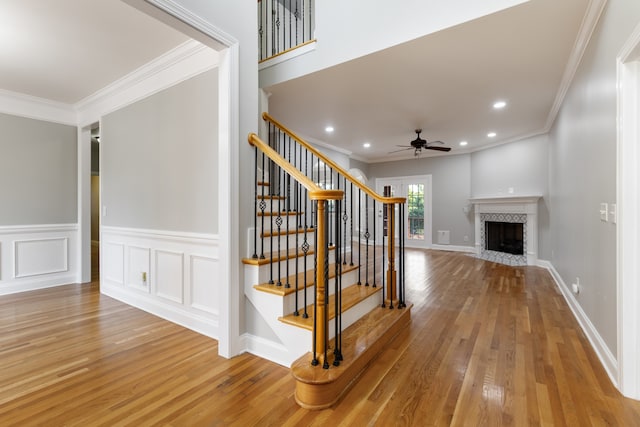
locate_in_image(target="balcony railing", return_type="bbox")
[258,0,315,62]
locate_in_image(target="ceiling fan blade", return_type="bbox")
[425,146,451,152]
[388,147,413,153]
[428,140,445,145]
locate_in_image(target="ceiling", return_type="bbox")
[0,0,595,163]
[0,0,188,105]
[266,0,594,162]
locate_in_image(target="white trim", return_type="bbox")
[431,244,475,253]
[137,0,242,359]
[101,225,218,244]
[0,89,76,125]
[78,125,92,283]
[259,40,317,70]
[101,227,220,339]
[76,40,218,127]
[544,0,608,131]
[241,333,291,367]
[0,224,77,234]
[0,224,79,295]
[617,21,640,400]
[101,282,219,339]
[538,260,619,387]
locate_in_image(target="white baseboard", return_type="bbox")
[241,333,292,367]
[102,282,219,339]
[431,244,475,253]
[537,259,619,387]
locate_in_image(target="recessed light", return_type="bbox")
[493,101,507,109]
[459,141,468,146]
[487,132,497,138]
[325,126,334,133]
[363,142,371,148]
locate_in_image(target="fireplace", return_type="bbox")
[486,221,524,255]
[470,196,541,266]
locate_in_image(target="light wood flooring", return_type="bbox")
[2,249,640,425]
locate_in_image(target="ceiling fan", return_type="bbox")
[390,129,451,156]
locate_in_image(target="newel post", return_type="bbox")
[313,199,328,364]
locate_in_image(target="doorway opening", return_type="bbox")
[376,175,432,248]
[91,124,100,282]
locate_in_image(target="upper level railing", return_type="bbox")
[248,113,407,369]
[258,0,315,62]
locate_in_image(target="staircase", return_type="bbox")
[242,113,411,409]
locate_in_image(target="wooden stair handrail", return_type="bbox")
[248,133,343,201]
[262,112,406,205]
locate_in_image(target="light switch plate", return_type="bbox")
[600,203,608,222]
[609,203,617,224]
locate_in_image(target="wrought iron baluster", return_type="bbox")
[334,199,342,366]
[372,199,376,287]
[365,195,370,287]
[357,189,361,285]
[252,146,258,259]
[311,200,318,366]
[382,202,386,308]
[350,182,354,266]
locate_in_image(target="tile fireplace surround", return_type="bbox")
[470,196,542,266]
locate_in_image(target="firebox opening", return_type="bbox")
[485,221,524,255]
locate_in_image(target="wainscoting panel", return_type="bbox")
[190,255,218,315]
[0,224,78,295]
[102,242,125,285]
[156,250,184,304]
[100,226,219,339]
[14,237,68,278]
[127,246,150,293]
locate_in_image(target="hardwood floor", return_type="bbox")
[2,249,640,425]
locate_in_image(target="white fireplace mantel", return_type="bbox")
[470,195,542,265]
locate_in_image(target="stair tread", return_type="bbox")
[290,303,412,409]
[261,227,315,238]
[257,195,286,200]
[254,263,359,296]
[278,283,382,330]
[258,211,304,217]
[242,245,335,266]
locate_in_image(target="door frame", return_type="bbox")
[375,175,432,249]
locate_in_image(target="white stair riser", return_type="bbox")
[254,230,316,258]
[282,269,359,315]
[256,251,337,285]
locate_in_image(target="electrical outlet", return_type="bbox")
[463,235,469,242]
[572,277,580,294]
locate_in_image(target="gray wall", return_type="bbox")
[101,69,218,234]
[349,158,371,180]
[547,0,640,358]
[0,113,77,225]
[370,154,473,246]
[470,134,550,258]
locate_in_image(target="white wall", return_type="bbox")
[260,0,528,87]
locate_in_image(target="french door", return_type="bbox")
[376,175,432,248]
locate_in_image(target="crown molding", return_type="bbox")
[0,89,76,126]
[75,39,218,126]
[544,0,608,131]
